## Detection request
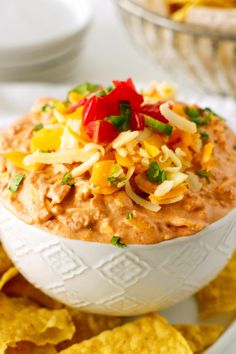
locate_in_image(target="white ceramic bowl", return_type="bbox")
[0,202,235,316]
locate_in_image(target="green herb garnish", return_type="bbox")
[185,107,211,126]
[196,170,212,183]
[71,82,100,96]
[119,101,131,131]
[204,107,224,121]
[198,130,209,143]
[126,212,134,220]
[146,161,166,184]
[34,123,44,132]
[40,103,54,112]
[95,90,107,97]
[9,173,25,193]
[111,236,127,248]
[61,172,75,186]
[107,176,126,186]
[106,115,128,130]
[144,115,173,136]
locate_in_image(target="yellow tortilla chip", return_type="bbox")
[0,267,18,291]
[196,251,236,317]
[5,342,57,354]
[0,245,12,275]
[57,309,121,351]
[3,274,62,309]
[0,293,75,353]
[58,314,192,354]
[174,324,224,353]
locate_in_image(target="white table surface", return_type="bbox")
[0,0,235,352]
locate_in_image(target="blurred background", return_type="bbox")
[1,0,236,110]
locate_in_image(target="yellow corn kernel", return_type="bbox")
[115,151,133,167]
[91,160,116,188]
[4,151,41,172]
[68,91,84,104]
[30,128,64,152]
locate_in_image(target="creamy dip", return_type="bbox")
[0,80,236,245]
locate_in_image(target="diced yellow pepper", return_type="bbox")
[30,128,64,152]
[143,134,163,150]
[4,151,41,172]
[91,160,116,188]
[201,142,214,170]
[115,151,133,167]
[92,186,118,195]
[65,107,83,120]
[143,141,160,158]
[68,92,84,104]
[55,101,68,114]
[172,104,186,117]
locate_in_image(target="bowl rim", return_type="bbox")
[1,200,236,250]
[117,0,236,40]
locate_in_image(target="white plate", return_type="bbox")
[0,0,92,67]
[0,83,235,352]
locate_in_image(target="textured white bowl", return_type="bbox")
[0,203,236,316]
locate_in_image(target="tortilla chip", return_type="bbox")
[0,293,75,353]
[174,324,224,353]
[57,309,121,351]
[3,274,62,309]
[196,251,236,317]
[0,245,12,275]
[0,267,18,291]
[5,342,57,354]
[58,314,192,354]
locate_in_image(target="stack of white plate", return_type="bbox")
[0,0,92,82]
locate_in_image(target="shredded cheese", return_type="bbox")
[154,180,174,197]
[71,152,100,178]
[112,131,139,149]
[125,181,161,212]
[160,102,197,134]
[24,149,98,165]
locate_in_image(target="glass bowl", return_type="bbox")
[116,0,236,96]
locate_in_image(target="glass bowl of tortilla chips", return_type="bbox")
[0,79,236,316]
[116,0,236,96]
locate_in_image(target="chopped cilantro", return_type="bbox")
[185,106,211,126]
[34,123,44,132]
[198,130,209,143]
[95,89,107,97]
[126,212,134,220]
[159,170,167,183]
[204,107,224,121]
[146,161,160,183]
[107,176,126,186]
[61,172,75,186]
[40,103,54,112]
[9,173,25,193]
[119,101,131,131]
[111,236,127,248]
[196,170,212,183]
[71,82,100,96]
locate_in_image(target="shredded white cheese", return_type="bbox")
[71,152,100,178]
[160,102,197,134]
[112,130,139,149]
[24,149,97,165]
[60,126,79,150]
[154,180,174,197]
[125,181,161,212]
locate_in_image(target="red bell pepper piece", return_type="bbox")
[86,120,118,144]
[82,96,109,126]
[131,112,144,131]
[68,98,87,113]
[105,79,143,114]
[141,102,168,123]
